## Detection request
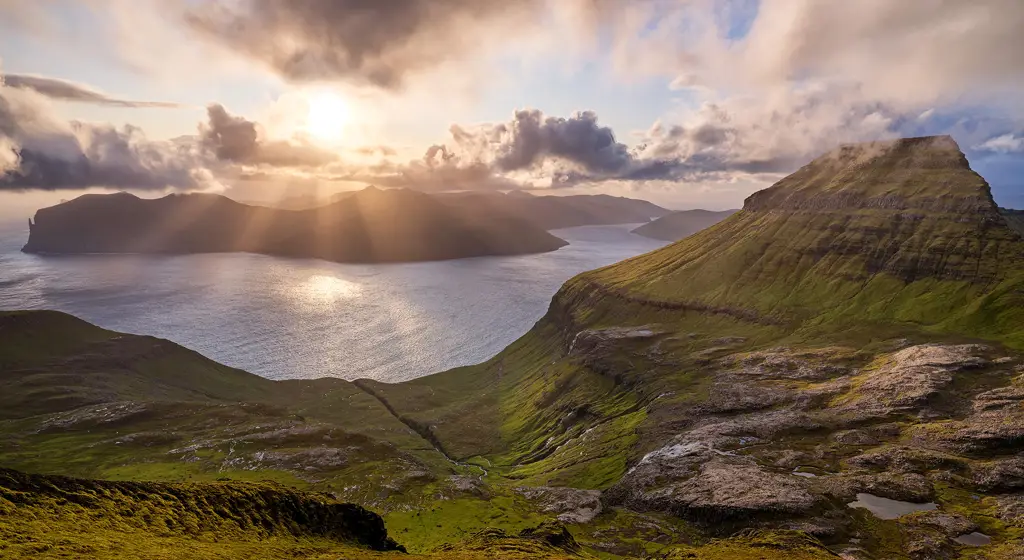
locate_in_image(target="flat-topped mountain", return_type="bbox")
[581,135,1024,344]
[21,187,568,263]
[630,209,738,241]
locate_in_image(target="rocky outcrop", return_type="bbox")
[836,344,987,417]
[515,486,603,523]
[435,522,582,556]
[654,460,814,523]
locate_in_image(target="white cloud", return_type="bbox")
[975,134,1024,154]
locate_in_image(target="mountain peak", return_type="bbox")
[579,136,1024,347]
[744,135,992,214]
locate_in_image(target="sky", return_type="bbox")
[1,0,1023,212]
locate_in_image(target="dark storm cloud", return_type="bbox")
[433,108,796,187]
[201,104,337,168]
[185,0,539,89]
[485,110,633,174]
[2,74,180,108]
[0,84,210,191]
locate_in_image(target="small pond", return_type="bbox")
[847,493,937,520]
[955,532,991,546]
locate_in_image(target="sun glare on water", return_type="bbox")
[288,274,362,305]
[305,92,349,143]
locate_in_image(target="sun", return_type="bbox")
[305,92,349,143]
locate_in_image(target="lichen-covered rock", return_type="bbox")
[972,384,1024,412]
[821,472,935,502]
[614,459,817,523]
[845,446,967,474]
[972,455,1024,492]
[837,345,988,416]
[833,430,879,446]
[446,475,489,498]
[515,486,603,524]
[727,347,853,381]
[994,495,1024,527]
[916,410,1024,455]
[908,511,978,536]
[567,326,660,356]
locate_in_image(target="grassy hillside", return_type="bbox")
[581,136,1024,348]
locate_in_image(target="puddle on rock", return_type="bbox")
[847,493,937,520]
[955,532,991,546]
[792,466,829,478]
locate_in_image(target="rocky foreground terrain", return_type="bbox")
[2,136,1023,558]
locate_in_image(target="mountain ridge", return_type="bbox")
[631,209,738,242]
[21,187,568,263]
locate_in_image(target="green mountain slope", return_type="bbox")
[582,136,1024,347]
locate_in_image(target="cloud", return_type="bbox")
[611,0,1024,108]
[184,0,543,89]
[201,104,338,168]
[0,70,214,191]
[427,107,811,188]
[584,0,1024,195]
[975,134,1024,154]
[1,74,181,108]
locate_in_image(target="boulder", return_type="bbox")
[515,486,603,524]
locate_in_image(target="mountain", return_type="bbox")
[21,187,568,263]
[259,190,671,229]
[1001,207,1024,237]
[435,191,671,230]
[630,209,738,241]
[583,135,1024,346]
[5,135,1024,559]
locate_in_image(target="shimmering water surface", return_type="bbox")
[0,221,665,382]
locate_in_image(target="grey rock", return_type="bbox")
[972,456,1024,492]
[910,511,978,536]
[833,430,879,446]
[515,486,603,524]
[838,344,988,416]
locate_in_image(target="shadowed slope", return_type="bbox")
[631,209,738,242]
[22,187,568,263]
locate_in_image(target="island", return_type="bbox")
[22,186,569,263]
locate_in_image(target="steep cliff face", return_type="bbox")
[575,135,1024,345]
